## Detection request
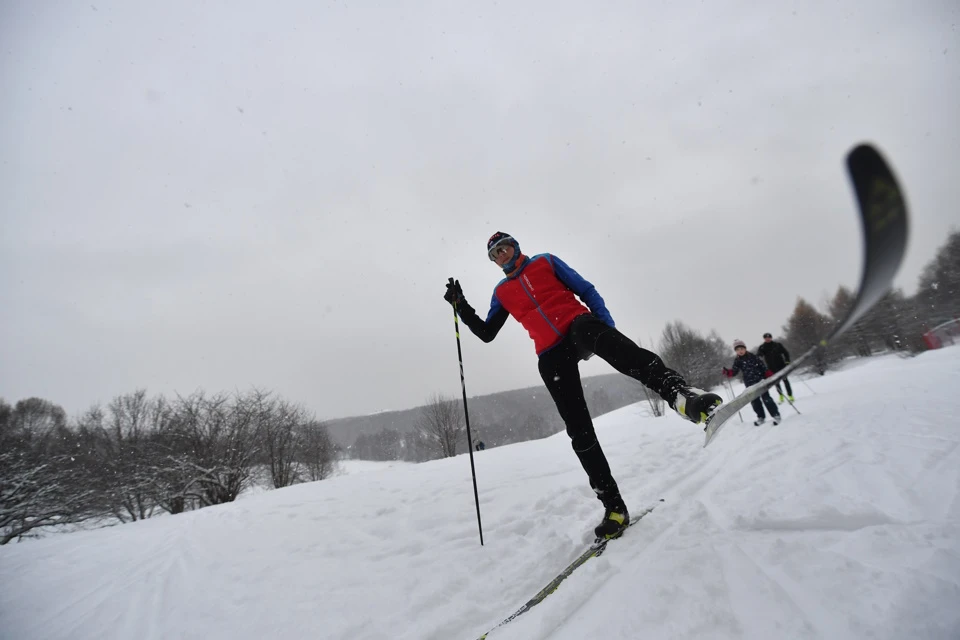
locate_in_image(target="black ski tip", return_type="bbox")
[846,143,892,182]
[845,141,909,259]
[847,142,881,164]
[837,141,910,338]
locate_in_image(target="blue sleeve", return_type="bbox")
[485,291,504,323]
[549,255,615,327]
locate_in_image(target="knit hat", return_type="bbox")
[732,339,747,350]
[487,231,517,255]
[486,231,523,272]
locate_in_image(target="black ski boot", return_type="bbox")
[672,387,723,424]
[594,494,630,540]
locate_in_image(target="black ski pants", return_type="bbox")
[751,391,780,420]
[774,375,793,398]
[537,314,685,505]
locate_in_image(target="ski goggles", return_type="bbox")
[487,237,514,261]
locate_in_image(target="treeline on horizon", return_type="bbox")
[3,230,956,543]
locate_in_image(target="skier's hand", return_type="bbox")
[722,367,733,378]
[764,370,774,378]
[444,278,466,306]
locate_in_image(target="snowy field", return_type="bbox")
[2,348,958,640]
[336,459,415,477]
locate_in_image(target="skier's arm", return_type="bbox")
[549,255,615,327]
[457,293,510,343]
[780,343,791,362]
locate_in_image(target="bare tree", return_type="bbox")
[246,390,305,489]
[826,285,869,358]
[1,398,98,544]
[103,390,167,522]
[297,420,339,481]
[416,393,465,458]
[8,398,68,453]
[165,391,260,506]
[916,228,960,321]
[783,297,835,374]
[658,321,728,392]
[859,289,913,352]
[0,450,99,544]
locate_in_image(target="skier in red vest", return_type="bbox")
[444,232,722,540]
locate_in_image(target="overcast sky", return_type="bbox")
[2,0,958,421]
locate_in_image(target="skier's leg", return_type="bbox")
[538,339,619,500]
[568,314,722,422]
[539,339,629,538]
[567,314,682,399]
[783,376,794,398]
[761,392,780,418]
[750,397,766,420]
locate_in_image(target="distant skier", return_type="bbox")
[757,332,793,403]
[475,440,485,452]
[444,232,722,541]
[722,339,781,426]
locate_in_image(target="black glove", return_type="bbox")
[444,278,466,306]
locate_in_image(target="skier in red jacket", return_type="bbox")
[444,232,722,539]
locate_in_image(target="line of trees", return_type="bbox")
[349,392,567,463]
[779,228,959,372]
[657,228,960,387]
[1,389,338,544]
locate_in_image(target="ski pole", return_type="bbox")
[784,397,802,415]
[800,378,817,395]
[448,277,484,546]
[724,378,743,423]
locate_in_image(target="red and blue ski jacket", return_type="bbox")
[459,254,615,355]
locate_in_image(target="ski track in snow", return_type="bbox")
[1,349,959,640]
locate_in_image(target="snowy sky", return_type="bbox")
[1,0,958,420]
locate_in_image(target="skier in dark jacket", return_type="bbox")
[722,339,781,426]
[444,232,723,540]
[757,333,793,403]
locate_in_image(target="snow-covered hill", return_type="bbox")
[2,348,958,640]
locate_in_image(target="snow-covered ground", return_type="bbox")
[337,458,415,476]
[2,348,958,640]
